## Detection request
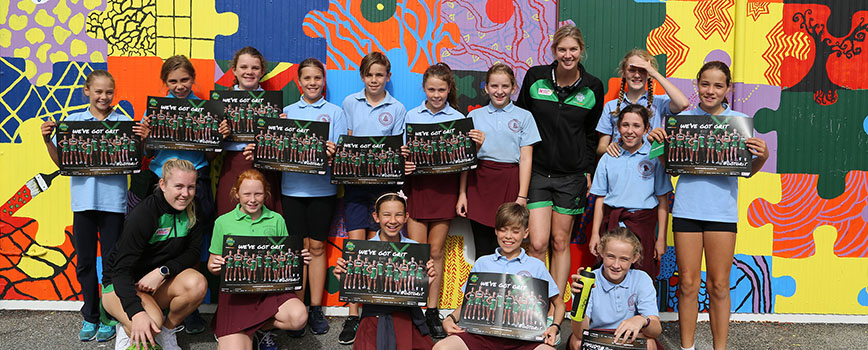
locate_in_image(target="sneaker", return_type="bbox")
[288,327,305,338]
[308,306,330,335]
[154,326,180,350]
[79,320,98,341]
[183,309,206,334]
[254,330,278,350]
[338,316,360,345]
[425,308,447,339]
[97,322,117,342]
[114,324,130,350]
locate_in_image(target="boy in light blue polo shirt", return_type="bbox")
[437,203,564,349]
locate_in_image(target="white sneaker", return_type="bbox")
[114,324,131,350]
[155,326,181,350]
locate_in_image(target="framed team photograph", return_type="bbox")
[252,117,329,175]
[406,118,477,175]
[580,329,648,350]
[144,96,224,152]
[460,272,551,342]
[219,235,304,294]
[211,90,283,142]
[664,115,754,177]
[338,239,430,307]
[331,135,405,185]
[55,121,142,176]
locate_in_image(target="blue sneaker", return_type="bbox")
[183,310,206,334]
[97,322,116,342]
[254,330,278,350]
[79,320,98,341]
[308,306,329,335]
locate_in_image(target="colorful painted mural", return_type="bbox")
[1,0,866,316]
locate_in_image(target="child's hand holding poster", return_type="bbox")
[338,239,430,306]
[253,117,329,174]
[664,115,753,176]
[460,272,550,342]
[56,121,142,176]
[219,235,303,293]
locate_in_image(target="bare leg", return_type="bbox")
[674,231,704,349]
[704,231,736,350]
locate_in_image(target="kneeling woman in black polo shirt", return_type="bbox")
[102,158,208,350]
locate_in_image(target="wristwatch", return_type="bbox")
[159,266,170,277]
[641,315,650,328]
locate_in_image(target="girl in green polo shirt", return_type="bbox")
[206,169,311,349]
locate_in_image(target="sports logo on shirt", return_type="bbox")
[318,114,331,122]
[638,160,654,179]
[155,227,171,237]
[508,119,521,133]
[378,112,394,126]
[537,88,553,96]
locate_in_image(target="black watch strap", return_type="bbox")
[549,322,561,334]
[447,314,459,324]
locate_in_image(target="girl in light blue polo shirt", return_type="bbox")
[671,61,769,350]
[595,49,689,157]
[569,228,661,349]
[589,104,672,280]
[40,70,147,342]
[458,63,541,261]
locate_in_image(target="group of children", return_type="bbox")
[58,133,138,167]
[43,22,768,350]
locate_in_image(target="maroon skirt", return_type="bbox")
[216,151,283,216]
[601,205,660,279]
[405,173,459,221]
[211,291,298,338]
[354,312,434,350]
[466,160,519,227]
[454,332,542,350]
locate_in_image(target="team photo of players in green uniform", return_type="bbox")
[222,249,302,285]
[461,284,547,330]
[225,102,280,134]
[341,256,426,296]
[147,111,221,144]
[406,128,476,169]
[58,133,138,167]
[254,130,325,166]
[667,129,746,165]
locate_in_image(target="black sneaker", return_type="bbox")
[308,306,330,335]
[338,316,360,345]
[183,309,206,334]
[425,308,447,339]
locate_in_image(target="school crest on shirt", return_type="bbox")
[627,293,638,311]
[516,270,532,278]
[378,112,394,126]
[318,114,331,122]
[638,160,655,179]
[508,119,521,133]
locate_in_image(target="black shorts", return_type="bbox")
[281,195,337,241]
[527,170,587,215]
[672,217,737,233]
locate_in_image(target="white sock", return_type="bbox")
[681,346,695,350]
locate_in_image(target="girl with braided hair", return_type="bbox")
[595,49,689,157]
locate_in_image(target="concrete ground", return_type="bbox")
[1,310,866,349]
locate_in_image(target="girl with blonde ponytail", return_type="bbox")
[595,49,689,157]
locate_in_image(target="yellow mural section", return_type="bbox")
[154,0,238,59]
[736,172,781,256]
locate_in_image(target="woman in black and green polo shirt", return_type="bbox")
[101,158,208,350]
[515,24,605,305]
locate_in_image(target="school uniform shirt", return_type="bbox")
[586,268,658,330]
[462,248,559,299]
[341,89,406,137]
[467,102,541,164]
[102,189,204,320]
[281,97,347,197]
[516,61,605,175]
[209,205,288,255]
[150,92,208,178]
[589,141,672,210]
[596,93,673,141]
[404,102,465,142]
[672,105,748,223]
[222,85,266,151]
[369,231,417,243]
[58,108,130,213]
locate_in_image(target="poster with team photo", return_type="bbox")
[580,330,648,350]
[253,117,329,174]
[145,96,224,152]
[406,118,477,175]
[664,115,754,177]
[460,272,550,342]
[331,135,405,185]
[210,90,283,142]
[56,121,142,176]
[338,239,430,306]
[219,235,303,294]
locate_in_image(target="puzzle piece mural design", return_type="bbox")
[215,0,321,62]
[86,0,156,56]
[2,0,108,85]
[153,0,238,59]
[748,171,868,258]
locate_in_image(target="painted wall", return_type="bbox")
[1,0,866,315]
